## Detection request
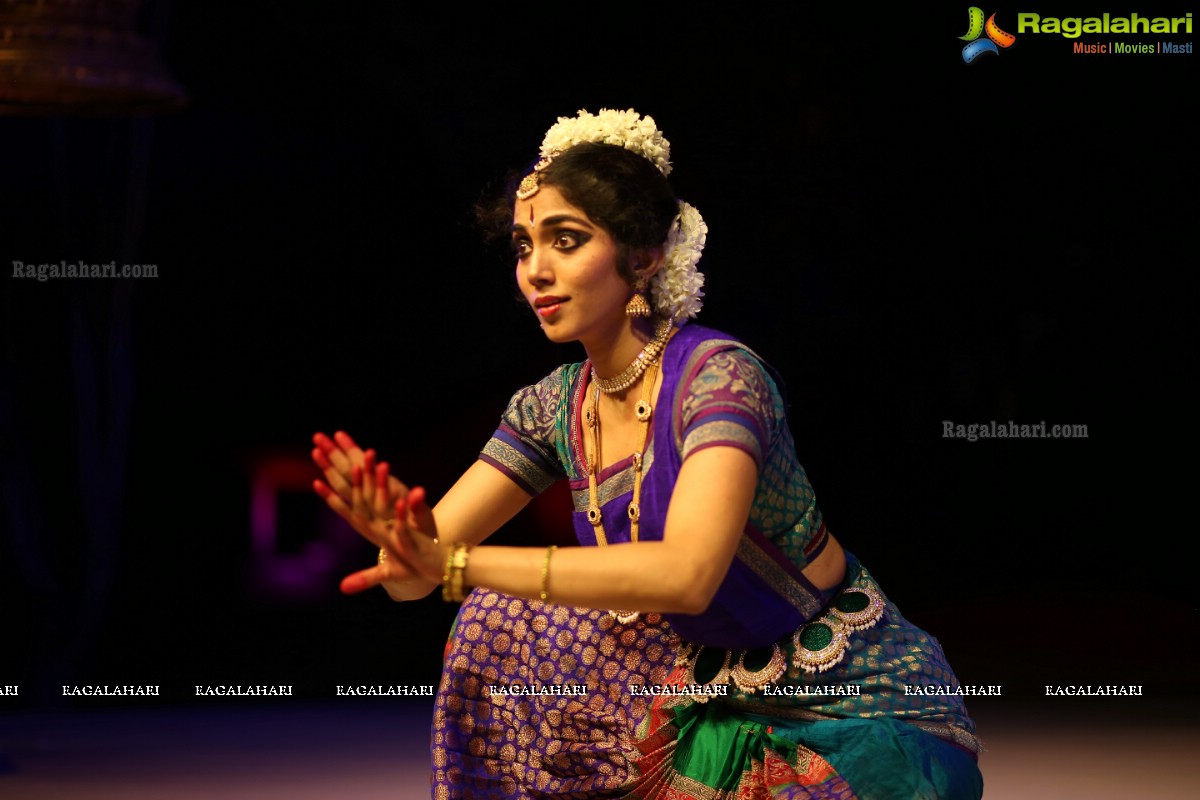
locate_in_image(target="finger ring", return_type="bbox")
[377,548,387,565]
[384,518,396,528]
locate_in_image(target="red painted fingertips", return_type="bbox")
[408,486,428,514]
[340,573,369,594]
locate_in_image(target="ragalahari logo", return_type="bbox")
[960,7,1016,62]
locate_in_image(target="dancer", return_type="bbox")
[313,108,983,799]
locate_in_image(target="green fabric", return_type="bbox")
[670,702,983,799]
[672,702,776,789]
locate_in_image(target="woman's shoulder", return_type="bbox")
[670,324,773,382]
[679,345,781,420]
[673,322,746,349]
[504,361,586,415]
[669,324,787,462]
[522,360,586,395]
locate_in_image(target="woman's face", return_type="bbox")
[512,185,630,347]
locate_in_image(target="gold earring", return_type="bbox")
[625,279,651,317]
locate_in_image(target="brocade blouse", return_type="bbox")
[479,324,832,650]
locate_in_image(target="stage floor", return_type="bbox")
[2,701,1197,799]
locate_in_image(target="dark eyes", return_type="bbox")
[511,230,590,259]
[553,231,588,250]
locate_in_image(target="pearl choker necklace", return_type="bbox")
[590,318,673,395]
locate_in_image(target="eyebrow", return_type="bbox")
[542,214,593,228]
[511,214,595,234]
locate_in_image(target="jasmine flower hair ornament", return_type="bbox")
[518,108,706,324]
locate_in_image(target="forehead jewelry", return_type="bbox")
[516,155,553,201]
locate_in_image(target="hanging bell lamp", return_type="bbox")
[0,0,187,115]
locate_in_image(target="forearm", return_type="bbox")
[382,462,532,602]
[455,449,756,612]
[460,541,721,614]
[431,461,533,546]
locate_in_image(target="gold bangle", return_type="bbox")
[377,548,387,565]
[539,545,557,602]
[452,544,470,601]
[442,543,470,603]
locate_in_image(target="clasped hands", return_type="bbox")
[311,430,447,597]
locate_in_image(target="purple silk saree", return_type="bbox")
[431,325,982,799]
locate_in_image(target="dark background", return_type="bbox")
[2,1,1195,718]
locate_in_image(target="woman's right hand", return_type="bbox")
[310,430,437,601]
[311,430,409,517]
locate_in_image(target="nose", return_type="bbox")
[523,244,553,287]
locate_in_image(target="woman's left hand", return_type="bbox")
[339,486,449,595]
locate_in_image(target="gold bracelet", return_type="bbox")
[452,544,470,601]
[377,548,387,565]
[441,547,452,598]
[539,545,557,602]
[441,543,470,603]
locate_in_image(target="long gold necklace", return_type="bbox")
[584,333,665,625]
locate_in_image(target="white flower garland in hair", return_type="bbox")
[653,202,706,323]
[535,108,705,324]
[539,108,672,176]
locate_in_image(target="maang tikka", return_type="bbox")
[516,155,553,201]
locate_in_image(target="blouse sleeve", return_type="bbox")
[478,366,571,496]
[678,347,785,469]
[667,344,827,650]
